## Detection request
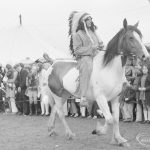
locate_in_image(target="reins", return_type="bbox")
[98,48,138,59]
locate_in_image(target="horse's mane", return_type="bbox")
[103,25,142,66]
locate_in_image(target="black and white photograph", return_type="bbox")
[0,0,150,149]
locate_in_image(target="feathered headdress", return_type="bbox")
[68,11,92,56]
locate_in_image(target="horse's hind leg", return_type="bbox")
[48,94,57,136]
[111,97,129,147]
[55,97,75,140]
[48,105,57,136]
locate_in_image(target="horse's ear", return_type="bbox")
[123,18,128,30]
[134,21,139,28]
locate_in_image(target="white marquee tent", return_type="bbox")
[0,24,69,66]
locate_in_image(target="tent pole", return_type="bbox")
[19,14,22,26]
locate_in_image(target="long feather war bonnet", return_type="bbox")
[68,11,92,56]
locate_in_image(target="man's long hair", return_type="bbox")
[76,18,97,32]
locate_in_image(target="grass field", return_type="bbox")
[0,113,150,150]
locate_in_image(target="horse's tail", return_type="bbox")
[45,65,55,108]
[48,89,55,108]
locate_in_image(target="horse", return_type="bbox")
[47,19,149,147]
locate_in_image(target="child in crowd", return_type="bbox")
[26,65,38,115]
[38,63,52,116]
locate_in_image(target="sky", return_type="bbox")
[0,0,150,65]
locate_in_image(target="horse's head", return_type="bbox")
[121,19,149,59]
[104,19,149,66]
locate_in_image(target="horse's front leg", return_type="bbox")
[111,97,130,147]
[93,95,113,135]
[92,121,108,135]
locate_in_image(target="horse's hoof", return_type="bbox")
[92,129,97,135]
[106,118,113,125]
[92,129,106,135]
[119,142,130,147]
[48,130,57,137]
[66,133,75,140]
[68,136,73,140]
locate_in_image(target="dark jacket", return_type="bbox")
[16,68,28,91]
[121,86,136,104]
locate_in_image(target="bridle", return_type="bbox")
[98,29,143,61]
[98,48,137,60]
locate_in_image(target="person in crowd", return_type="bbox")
[91,101,100,119]
[121,82,136,122]
[67,96,78,117]
[0,63,5,85]
[15,63,28,115]
[131,58,143,122]
[5,64,18,114]
[74,98,81,117]
[14,64,22,114]
[78,100,95,118]
[139,65,150,123]
[80,103,86,118]
[0,63,5,112]
[0,85,5,112]
[120,57,135,122]
[69,11,104,105]
[43,53,53,65]
[38,62,53,116]
[26,64,38,115]
[86,101,95,119]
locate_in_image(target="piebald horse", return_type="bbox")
[47,19,149,146]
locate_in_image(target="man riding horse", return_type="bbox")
[69,11,104,103]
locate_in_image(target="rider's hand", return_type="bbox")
[99,44,104,50]
[93,49,99,57]
[91,45,98,51]
[95,44,104,50]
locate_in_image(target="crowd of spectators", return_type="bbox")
[0,62,47,115]
[120,56,150,124]
[1,55,150,123]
